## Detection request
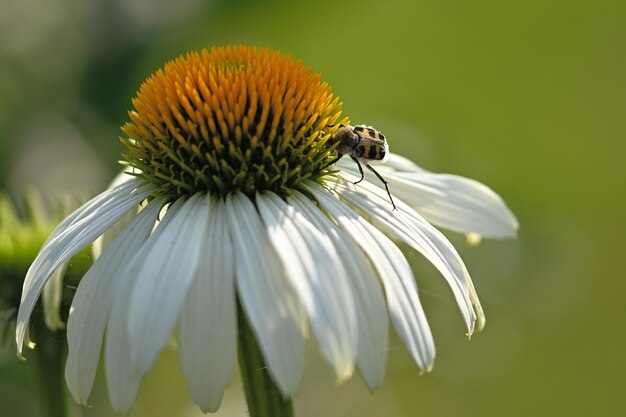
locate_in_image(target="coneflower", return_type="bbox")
[16,45,517,415]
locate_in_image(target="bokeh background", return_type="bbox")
[1,0,625,416]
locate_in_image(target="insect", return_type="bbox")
[326,124,397,210]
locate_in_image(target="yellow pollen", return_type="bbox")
[122,45,347,198]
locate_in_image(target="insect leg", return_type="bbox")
[365,164,397,210]
[350,156,365,184]
[322,153,344,170]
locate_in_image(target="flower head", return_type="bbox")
[16,45,517,413]
[122,44,344,198]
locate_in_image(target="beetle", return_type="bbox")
[326,124,397,210]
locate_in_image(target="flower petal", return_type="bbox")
[288,192,389,390]
[398,173,517,238]
[384,153,426,172]
[337,152,424,173]
[307,182,435,372]
[16,180,152,358]
[105,198,183,413]
[330,176,480,334]
[44,178,145,246]
[257,191,357,381]
[338,155,518,239]
[225,192,307,396]
[65,198,163,405]
[179,196,236,413]
[42,263,67,331]
[105,254,145,413]
[92,171,141,259]
[127,194,210,374]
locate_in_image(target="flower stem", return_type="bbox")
[237,302,295,417]
[33,320,68,417]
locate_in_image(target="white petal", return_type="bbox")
[65,198,163,405]
[44,178,145,246]
[307,183,435,372]
[42,263,67,331]
[179,196,236,413]
[339,156,518,239]
[225,192,307,396]
[16,180,152,358]
[331,176,479,334]
[127,194,210,374]
[401,173,517,238]
[92,171,140,260]
[92,206,139,261]
[257,192,357,381]
[108,170,138,188]
[288,192,389,390]
[337,152,424,173]
[105,198,180,413]
[466,272,486,332]
[384,153,426,172]
[105,253,145,413]
[336,160,446,222]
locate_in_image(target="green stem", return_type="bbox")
[237,302,295,417]
[33,321,68,417]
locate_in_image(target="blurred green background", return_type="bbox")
[1,0,624,416]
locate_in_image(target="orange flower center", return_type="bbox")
[121,45,347,198]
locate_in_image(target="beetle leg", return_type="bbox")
[366,164,397,210]
[351,156,365,184]
[322,153,344,170]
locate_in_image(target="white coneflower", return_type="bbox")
[16,45,517,415]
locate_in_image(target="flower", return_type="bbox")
[16,45,517,413]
